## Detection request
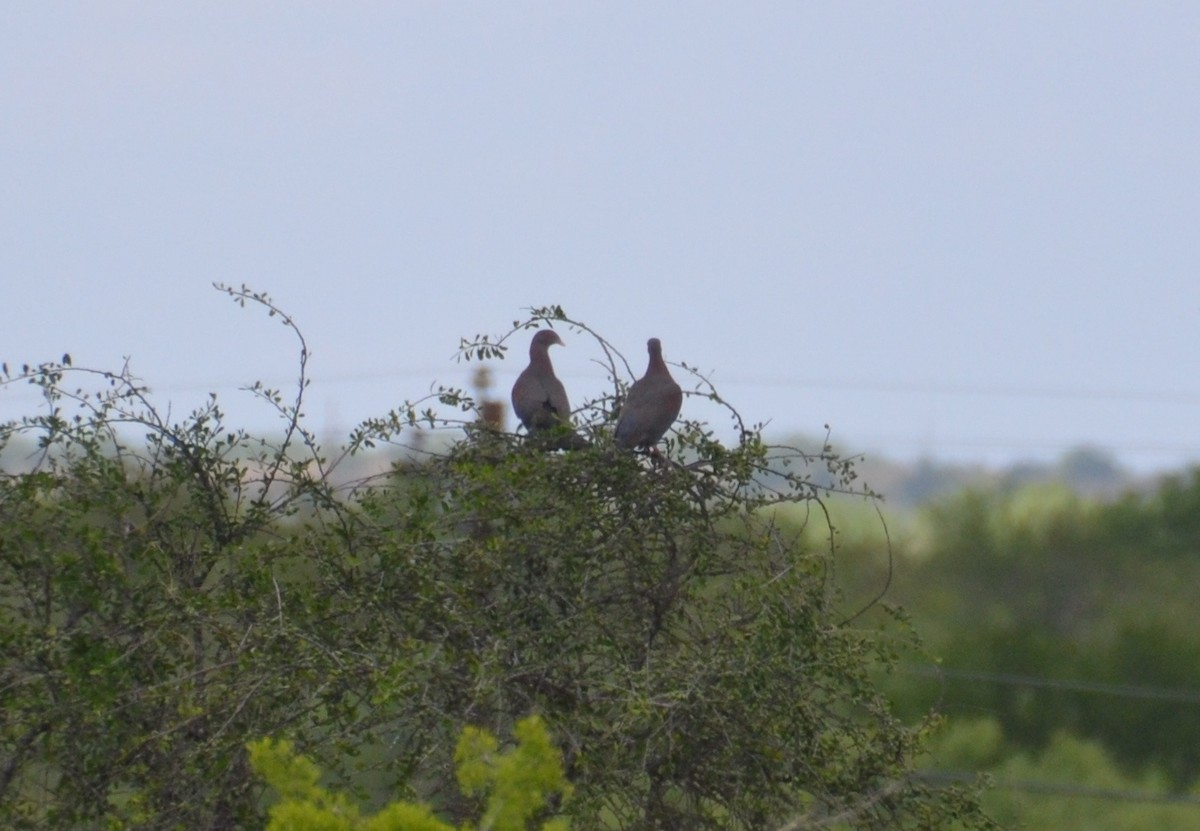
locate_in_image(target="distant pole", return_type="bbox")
[472,365,505,430]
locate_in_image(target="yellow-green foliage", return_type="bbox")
[248,716,570,831]
[455,717,572,831]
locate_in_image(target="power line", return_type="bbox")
[849,434,1200,457]
[6,366,1199,406]
[907,666,1200,809]
[4,369,1200,463]
[917,770,1200,806]
[713,375,1200,406]
[904,665,1200,705]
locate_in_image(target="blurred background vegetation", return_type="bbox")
[781,439,1200,828]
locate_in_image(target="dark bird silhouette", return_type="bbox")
[615,337,682,451]
[511,330,588,449]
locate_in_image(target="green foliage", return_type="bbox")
[842,473,1200,788]
[0,287,352,829]
[249,716,568,831]
[454,717,571,831]
[0,289,991,829]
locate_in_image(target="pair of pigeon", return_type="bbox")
[511,330,682,451]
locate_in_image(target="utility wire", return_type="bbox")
[5,371,1198,455]
[904,665,1200,705]
[916,770,1200,806]
[6,365,1200,405]
[911,667,1200,806]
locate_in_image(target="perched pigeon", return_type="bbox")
[511,330,587,449]
[615,338,682,451]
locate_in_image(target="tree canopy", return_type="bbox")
[0,286,991,830]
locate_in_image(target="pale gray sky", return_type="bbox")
[3,3,1198,472]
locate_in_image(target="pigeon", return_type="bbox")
[511,330,588,449]
[615,338,682,451]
